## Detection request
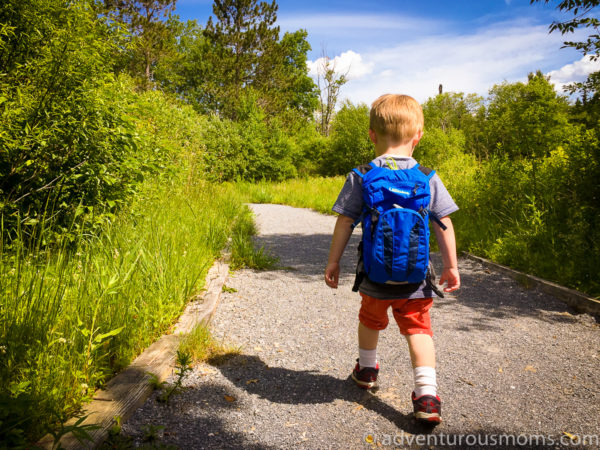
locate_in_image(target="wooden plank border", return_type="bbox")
[462,252,600,315]
[37,259,230,449]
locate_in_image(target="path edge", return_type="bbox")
[37,257,230,450]
[463,252,600,315]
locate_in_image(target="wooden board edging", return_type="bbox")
[37,259,229,449]
[462,252,600,315]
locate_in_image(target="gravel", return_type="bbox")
[122,204,600,449]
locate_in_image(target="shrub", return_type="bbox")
[321,101,373,176]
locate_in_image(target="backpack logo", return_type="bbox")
[387,187,411,196]
[352,162,435,285]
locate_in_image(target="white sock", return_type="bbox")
[358,348,377,369]
[413,366,437,397]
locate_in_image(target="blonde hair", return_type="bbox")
[370,94,424,144]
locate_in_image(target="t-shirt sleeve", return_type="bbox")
[429,173,458,218]
[332,172,363,220]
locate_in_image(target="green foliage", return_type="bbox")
[422,92,486,157]
[321,101,373,176]
[0,0,140,239]
[156,350,192,404]
[153,20,214,112]
[203,0,280,116]
[420,85,600,297]
[161,0,317,121]
[485,71,571,160]
[531,0,600,57]
[48,414,100,450]
[230,205,279,270]
[199,94,301,182]
[422,92,483,132]
[272,30,320,122]
[103,0,177,88]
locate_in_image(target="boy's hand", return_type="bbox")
[325,262,340,288]
[439,267,460,292]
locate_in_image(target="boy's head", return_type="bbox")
[369,94,424,145]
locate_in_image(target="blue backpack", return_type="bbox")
[351,160,446,288]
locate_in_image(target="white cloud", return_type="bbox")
[307,19,589,105]
[307,50,374,81]
[547,55,600,91]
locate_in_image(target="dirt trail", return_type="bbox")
[123,204,600,449]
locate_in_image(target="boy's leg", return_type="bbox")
[405,333,436,368]
[358,322,379,369]
[405,333,437,397]
[392,298,441,424]
[353,294,391,389]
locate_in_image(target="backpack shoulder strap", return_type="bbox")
[352,162,376,178]
[417,164,436,180]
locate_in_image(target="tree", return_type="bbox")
[422,92,486,159]
[485,71,571,160]
[531,0,600,57]
[103,0,177,88]
[532,1,600,120]
[422,92,483,132]
[153,20,216,110]
[202,0,279,118]
[166,0,317,122]
[255,29,319,122]
[315,51,348,136]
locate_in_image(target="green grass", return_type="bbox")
[0,174,245,444]
[178,323,240,365]
[232,176,345,215]
[229,205,279,270]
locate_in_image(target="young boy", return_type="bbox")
[324,94,460,425]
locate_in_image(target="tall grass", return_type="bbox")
[0,174,244,443]
[233,176,345,214]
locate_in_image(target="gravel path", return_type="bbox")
[122,204,600,449]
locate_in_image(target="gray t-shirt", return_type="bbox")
[332,155,458,299]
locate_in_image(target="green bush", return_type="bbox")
[321,101,373,176]
[200,94,300,182]
[0,0,135,238]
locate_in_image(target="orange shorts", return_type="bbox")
[358,293,433,336]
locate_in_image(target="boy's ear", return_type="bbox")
[412,130,424,147]
[368,129,378,144]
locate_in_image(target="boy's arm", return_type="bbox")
[325,214,355,289]
[433,216,460,292]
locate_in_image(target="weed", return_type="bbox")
[157,351,192,404]
[222,285,237,293]
[178,324,240,364]
[48,414,100,450]
[142,424,165,443]
[147,373,166,391]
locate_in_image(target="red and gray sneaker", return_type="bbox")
[411,391,442,425]
[351,359,379,389]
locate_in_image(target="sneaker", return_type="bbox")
[412,391,442,425]
[351,359,379,389]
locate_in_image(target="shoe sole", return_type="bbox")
[351,372,377,389]
[415,412,442,424]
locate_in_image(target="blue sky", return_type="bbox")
[175,0,599,104]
